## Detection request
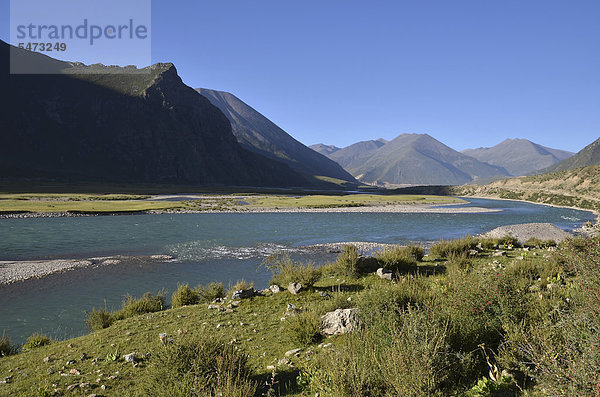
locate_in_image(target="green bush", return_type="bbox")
[0,333,16,357]
[171,284,199,308]
[197,282,226,303]
[430,236,478,258]
[375,245,418,274]
[85,308,115,330]
[264,254,321,288]
[22,333,51,351]
[284,311,322,346]
[139,332,257,397]
[327,245,360,277]
[495,235,521,248]
[121,292,165,318]
[523,237,556,248]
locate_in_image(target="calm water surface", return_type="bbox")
[0,198,595,343]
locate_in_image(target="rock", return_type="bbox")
[101,258,121,265]
[467,249,479,257]
[150,254,175,260]
[43,356,50,363]
[547,283,559,290]
[492,251,506,257]
[269,285,282,294]
[159,333,168,344]
[80,353,88,361]
[207,304,220,310]
[321,308,359,335]
[123,353,136,363]
[79,382,90,389]
[356,256,380,273]
[319,291,332,298]
[376,268,392,280]
[66,360,76,365]
[285,348,302,357]
[266,365,276,371]
[66,383,79,392]
[232,288,255,299]
[278,358,290,366]
[288,282,302,295]
[69,369,80,375]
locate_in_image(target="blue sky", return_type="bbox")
[2,0,599,152]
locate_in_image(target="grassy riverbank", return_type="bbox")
[0,193,463,215]
[1,235,598,396]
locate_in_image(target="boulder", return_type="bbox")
[376,268,392,280]
[356,256,380,273]
[288,282,302,295]
[123,353,136,363]
[269,285,282,294]
[232,288,255,300]
[492,251,506,257]
[321,308,359,335]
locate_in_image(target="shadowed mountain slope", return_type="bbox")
[196,88,357,184]
[540,137,600,174]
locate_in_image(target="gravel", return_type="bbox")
[483,223,572,243]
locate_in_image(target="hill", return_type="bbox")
[308,143,341,156]
[462,138,573,176]
[196,89,357,185]
[456,165,600,212]
[345,134,509,185]
[0,41,308,187]
[540,137,600,173]
[325,139,388,173]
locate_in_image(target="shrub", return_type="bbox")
[121,292,165,318]
[171,284,198,308]
[228,280,254,296]
[328,245,360,277]
[376,246,419,274]
[495,235,521,248]
[284,311,322,346]
[0,333,16,357]
[85,308,115,330]
[197,282,226,303]
[478,237,498,250]
[430,236,478,258]
[22,333,51,351]
[140,332,257,397]
[263,254,321,288]
[523,237,556,248]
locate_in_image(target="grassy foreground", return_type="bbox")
[0,193,463,214]
[1,235,599,396]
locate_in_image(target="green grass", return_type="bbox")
[246,194,464,209]
[2,237,597,396]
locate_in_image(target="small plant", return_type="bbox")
[106,349,120,362]
[22,333,52,351]
[85,308,114,330]
[228,279,254,295]
[263,254,321,288]
[197,282,226,303]
[375,245,419,274]
[121,292,165,317]
[0,333,16,357]
[327,245,360,277]
[171,283,198,308]
[284,311,322,346]
[430,236,479,258]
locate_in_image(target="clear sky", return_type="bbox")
[2,0,599,152]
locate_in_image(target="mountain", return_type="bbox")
[334,134,509,185]
[1,41,309,187]
[309,144,340,156]
[196,89,357,184]
[461,139,574,176]
[326,139,388,173]
[540,137,600,173]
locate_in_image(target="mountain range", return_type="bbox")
[462,139,573,176]
[540,137,600,174]
[313,135,579,185]
[0,41,353,188]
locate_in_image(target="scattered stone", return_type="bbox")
[43,356,50,363]
[547,283,559,290]
[102,258,121,265]
[288,282,302,295]
[66,383,79,392]
[232,288,255,299]
[319,291,332,298]
[67,343,73,348]
[356,256,380,273]
[123,353,136,363]
[376,268,392,280]
[79,382,90,389]
[101,385,107,390]
[80,353,88,361]
[278,358,291,366]
[467,249,479,257]
[266,365,276,371]
[159,333,168,344]
[285,348,302,357]
[66,360,76,365]
[231,300,241,307]
[492,251,506,257]
[269,285,282,294]
[150,254,175,260]
[321,308,360,335]
[69,369,81,375]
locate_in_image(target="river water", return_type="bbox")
[0,198,594,343]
